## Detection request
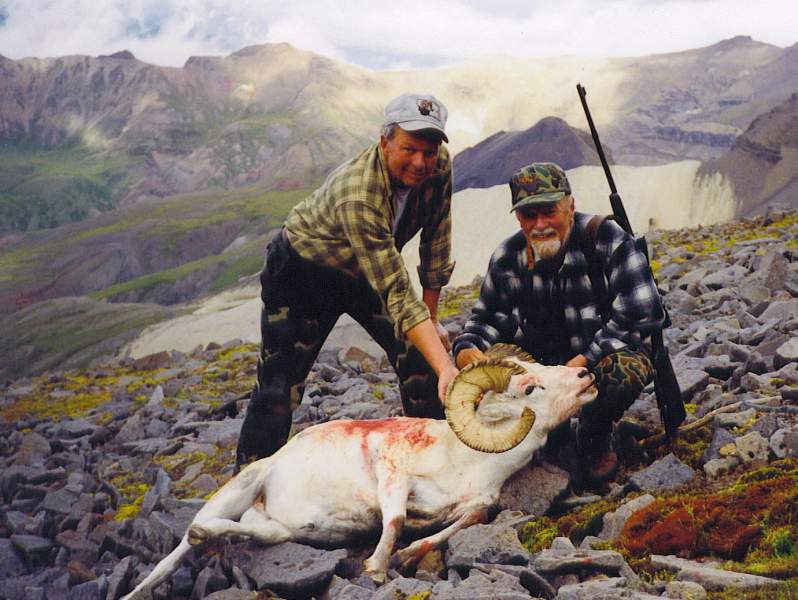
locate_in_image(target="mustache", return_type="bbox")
[528,228,557,239]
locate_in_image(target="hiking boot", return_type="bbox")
[577,428,619,486]
[582,445,619,486]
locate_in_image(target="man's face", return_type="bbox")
[380,127,440,188]
[515,198,575,261]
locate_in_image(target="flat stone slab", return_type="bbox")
[629,453,695,492]
[651,555,779,591]
[237,542,347,598]
[557,577,662,599]
[446,522,530,569]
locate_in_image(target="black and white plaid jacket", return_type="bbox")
[452,212,665,367]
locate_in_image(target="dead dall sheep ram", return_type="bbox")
[122,344,597,599]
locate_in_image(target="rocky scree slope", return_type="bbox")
[0,210,797,599]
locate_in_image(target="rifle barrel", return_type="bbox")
[577,83,633,235]
[576,84,617,194]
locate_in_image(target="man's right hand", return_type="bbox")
[455,347,487,369]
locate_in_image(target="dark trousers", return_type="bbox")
[235,232,442,469]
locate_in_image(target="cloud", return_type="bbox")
[0,0,795,68]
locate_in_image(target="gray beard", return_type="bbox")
[530,238,562,261]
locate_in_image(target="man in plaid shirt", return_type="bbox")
[452,163,665,485]
[236,93,459,471]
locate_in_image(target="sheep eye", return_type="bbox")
[524,385,544,395]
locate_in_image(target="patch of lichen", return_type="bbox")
[438,284,480,319]
[707,579,798,599]
[0,385,112,422]
[519,517,560,553]
[153,446,234,500]
[618,460,798,577]
[518,497,625,554]
[109,472,150,522]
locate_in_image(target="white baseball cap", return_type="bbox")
[383,93,448,142]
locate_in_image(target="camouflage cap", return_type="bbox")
[509,162,571,212]
[384,93,448,142]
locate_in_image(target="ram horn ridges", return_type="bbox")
[444,359,535,453]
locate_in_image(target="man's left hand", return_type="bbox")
[566,354,589,368]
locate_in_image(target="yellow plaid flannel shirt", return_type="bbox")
[284,142,454,335]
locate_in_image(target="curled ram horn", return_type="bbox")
[444,359,536,453]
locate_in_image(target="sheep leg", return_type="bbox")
[363,468,409,583]
[391,505,491,572]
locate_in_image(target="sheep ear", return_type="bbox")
[484,343,537,364]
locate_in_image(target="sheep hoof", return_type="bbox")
[188,525,210,546]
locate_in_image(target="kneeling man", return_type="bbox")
[452,163,665,485]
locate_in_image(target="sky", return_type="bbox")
[0,0,796,70]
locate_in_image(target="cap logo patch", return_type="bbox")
[417,98,439,118]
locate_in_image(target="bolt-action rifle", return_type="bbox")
[576,83,686,438]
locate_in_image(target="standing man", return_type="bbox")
[236,93,459,471]
[452,163,665,485]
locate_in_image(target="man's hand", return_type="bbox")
[437,363,459,404]
[455,347,487,369]
[565,354,589,369]
[433,319,451,351]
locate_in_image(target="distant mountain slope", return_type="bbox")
[453,117,609,192]
[699,92,798,215]
[3,37,798,232]
[0,44,381,232]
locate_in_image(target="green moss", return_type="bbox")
[519,517,559,553]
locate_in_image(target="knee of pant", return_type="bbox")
[594,350,652,396]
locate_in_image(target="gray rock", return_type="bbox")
[703,457,740,479]
[431,568,531,599]
[0,538,25,577]
[734,431,770,465]
[758,249,791,292]
[57,419,98,439]
[532,541,631,578]
[114,413,146,444]
[106,555,139,600]
[192,557,229,598]
[323,575,373,600]
[238,542,346,597]
[758,300,798,323]
[598,494,656,541]
[41,487,80,515]
[446,522,530,570]
[774,337,798,370]
[372,577,432,600]
[739,284,770,306]
[197,418,244,445]
[650,554,780,592]
[629,454,695,492]
[556,577,661,599]
[330,402,394,421]
[140,469,171,518]
[497,461,570,516]
[10,534,54,569]
[203,589,257,600]
[701,427,735,462]
[715,408,756,428]
[665,580,708,600]
[676,370,709,401]
[14,432,52,467]
[68,580,101,600]
[703,265,748,290]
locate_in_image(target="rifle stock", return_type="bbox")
[576,82,686,437]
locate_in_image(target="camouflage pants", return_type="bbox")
[576,348,654,452]
[235,231,442,469]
